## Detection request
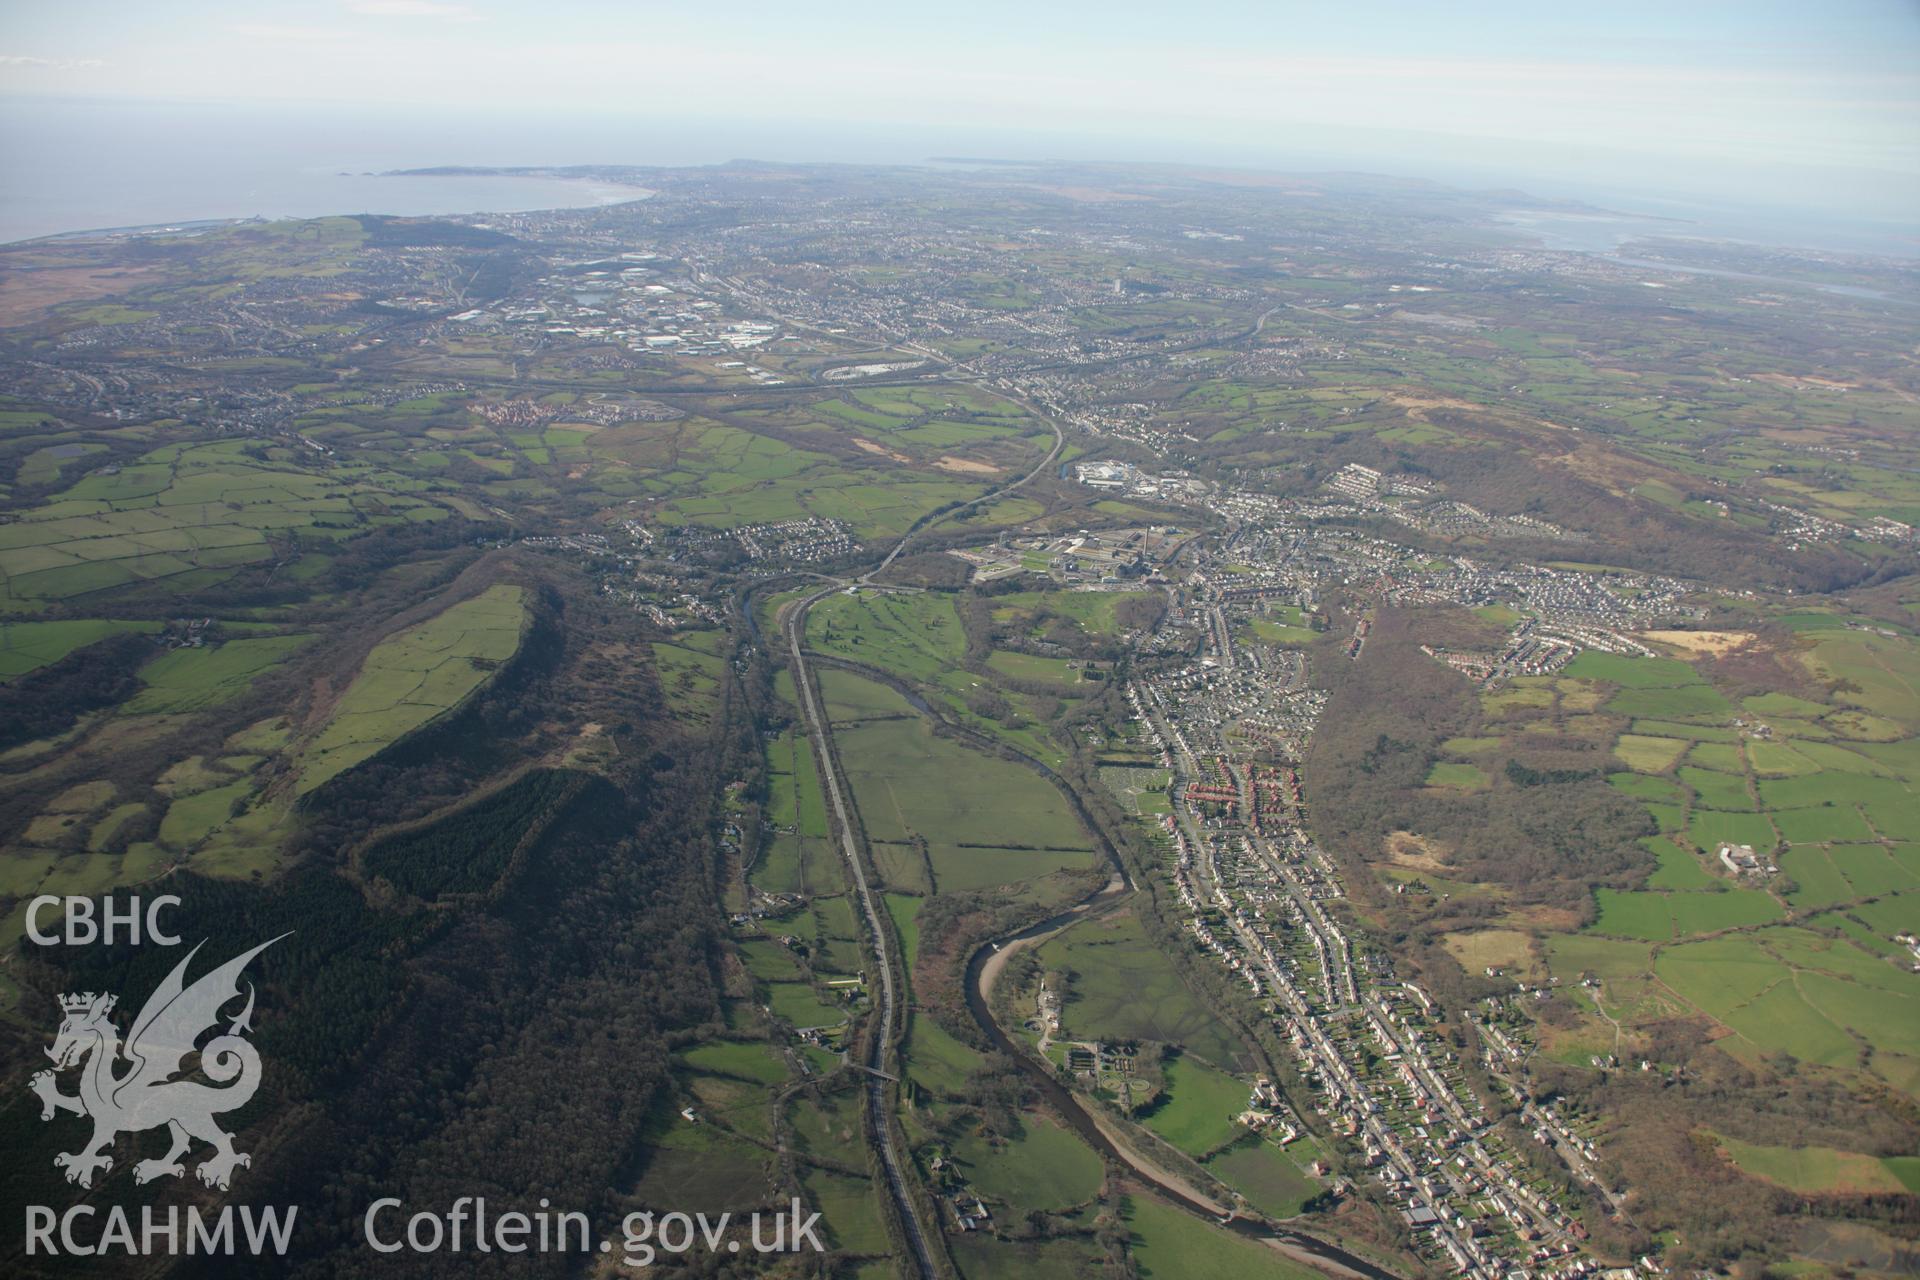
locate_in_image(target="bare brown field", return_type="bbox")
[936,455,999,474]
[1754,372,1857,392]
[1642,630,1756,656]
[853,437,909,462]
[1018,184,1154,202]
[0,263,160,326]
[1383,829,1452,872]
[1441,928,1538,976]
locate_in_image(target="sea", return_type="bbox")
[3,97,1915,262]
[0,100,657,243]
[1492,205,1919,261]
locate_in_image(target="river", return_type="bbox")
[962,900,1406,1280]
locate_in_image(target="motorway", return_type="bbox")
[767,392,1066,1279]
[758,298,1398,1277]
[782,583,939,1278]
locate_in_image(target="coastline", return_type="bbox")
[0,173,648,247]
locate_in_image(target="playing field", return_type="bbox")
[990,589,1156,639]
[987,649,1084,685]
[1205,1138,1320,1219]
[809,591,964,682]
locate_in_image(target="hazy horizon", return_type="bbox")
[2,94,1916,256]
[3,1,1916,246]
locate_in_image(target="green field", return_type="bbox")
[609,412,1014,540]
[1614,734,1690,772]
[1037,911,1246,1068]
[904,1011,985,1098]
[1687,741,1746,773]
[1125,1194,1321,1280]
[1747,740,1823,776]
[1631,719,1741,742]
[1686,809,1778,856]
[680,1039,788,1086]
[1546,934,1653,983]
[831,677,1095,892]
[953,1113,1104,1212]
[1610,772,1686,804]
[1711,1132,1910,1195]
[0,439,447,604]
[298,585,526,792]
[810,590,964,682]
[1799,628,1920,726]
[1205,1138,1320,1219]
[126,634,313,713]
[1425,761,1490,790]
[800,1166,894,1254]
[766,981,847,1029]
[1565,652,1700,687]
[1567,653,1734,724]
[1657,927,1920,1086]
[819,665,918,723]
[0,618,159,677]
[651,630,726,726]
[990,589,1155,639]
[987,649,1085,684]
[1246,619,1318,647]
[1140,1054,1249,1156]
[630,1099,775,1213]
[810,590,1087,764]
[1590,888,1783,940]
[1609,683,1733,721]
[1774,806,1875,845]
[1678,765,1754,811]
[1644,835,1717,889]
[886,892,922,975]
[786,1088,864,1163]
[950,1234,1104,1279]
[756,727,834,894]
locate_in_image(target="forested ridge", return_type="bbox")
[0,573,731,1278]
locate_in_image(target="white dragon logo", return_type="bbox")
[30,935,284,1191]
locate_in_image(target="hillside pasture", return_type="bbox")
[0,618,159,678]
[0,440,446,604]
[297,585,525,793]
[126,634,314,714]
